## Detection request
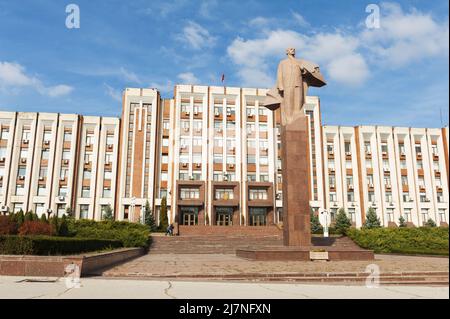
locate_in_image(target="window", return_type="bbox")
[368,191,375,202]
[260,174,269,182]
[193,103,203,114]
[420,209,429,225]
[431,144,438,156]
[20,149,28,159]
[59,186,68,197]
[22,129,31,141]
[213,154,223,164]
[214,121,223,131]
[60,168,68,180]
[386,208,394,222]
[247,155,256,164]
[163,120,170,130]
[0,147,6,159]
[62,150,71,160]
[246,107,255,117]
[365,159,372,169]
[83,170,91,180]
[402,192,410,202]
[437,191,444,203]
[246,123,255,134]
[180,188,200,200]
[418,177,425,188]
[398,143,406,155]
[260,156,268,165]
[345,160,352,169]
[384,176,391,187]
[41,149,50,160]
[192,171,202,180]
[85,134,94,145]
[367,175,374,186]
[215,188,234,200]
[381,142,388,154]
[193,120,202,132]
[63,131,72,142]
[364,141,371,154]
[39,167,47,179]
[226,121,235,130]
[385,192,393,203]
[214,104,222,115]
[347,191,355,202]
[160,189,168,198]
[403,209,412,222]
[433,161,440,171]
[416,160,423,169]
[226,156,235,165]
[105,153,113,164]
[382,159,390,170]
[81,187,90,198]
[214,138,223,148]
[162,138,169,147]
[57,204,66,216]
[438,209,446,223]
[249,189,268,200]
[400,160,407,169]
[161,155,169,164]
[13,203,23,213]
[401,175,408,186]
[37,185,47,196]
[179,171,189,181]
[35,203,45,216]
[0,128,9,140]
[193,153,202,164]
[213,172,223,182]
[344,141,351,154]
[346,176,353,187]
[247,173,256,182]
[420,194,428,202]
[329,175,336,188]
[415,144,422,155]
[104,170,112,180]
[160,172,168,181]
[329,192,337,202]
[258,106,267,116]
[79,205,89,219]
[327,143,334,154]
[181,120,190,132]
[18,167,26,178]
[102,187,111,198]
[106,134,115,145]
[328,160,335,170]
[348,208,356,222]
[15,184,25,196]
[181,102,191,113]
[259,123,268,132]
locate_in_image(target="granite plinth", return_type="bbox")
[236,246,375,261]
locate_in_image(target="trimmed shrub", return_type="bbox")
[0,216,18,235]
[398,216,407,228]
[159,197,169,231]
[18,221,54,236]
[424,218,437,228]
[58,215,69,236]
[347,227,449,256]
[310,211,323,234]
[0,235,122,255]
[67,219,151,248]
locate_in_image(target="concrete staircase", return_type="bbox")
[149,226,364,254]
[150,226,283,254]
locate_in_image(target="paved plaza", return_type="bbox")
[103,253,449,278]
[0,276,448,299]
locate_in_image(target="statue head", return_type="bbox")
[286,47,296,57]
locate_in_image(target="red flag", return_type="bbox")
[221,73,225,83]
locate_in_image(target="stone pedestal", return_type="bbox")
[281,115,311,246]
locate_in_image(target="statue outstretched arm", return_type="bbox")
[276,63,284,92]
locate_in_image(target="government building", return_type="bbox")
[0,85,448,228]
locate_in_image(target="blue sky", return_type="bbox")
[0,0,448,127]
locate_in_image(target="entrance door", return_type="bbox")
[180,207,198,226]
[249,208,267,226]
[216,207,233,226]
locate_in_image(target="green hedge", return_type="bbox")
[0,235,122,256]
[67,219,151,248]
[347,227,449,256]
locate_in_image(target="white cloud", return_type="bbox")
[44,85,74,97]
[361,2,449,67]
[119,67,142,83]
[0,61,73,97]
[177,72,199,84]
[291,11,310,27]
[227,30,369,87]
[228,3,448,88]
[177,21,216,50]
[103,83,122,102]
[199,0,218,19]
